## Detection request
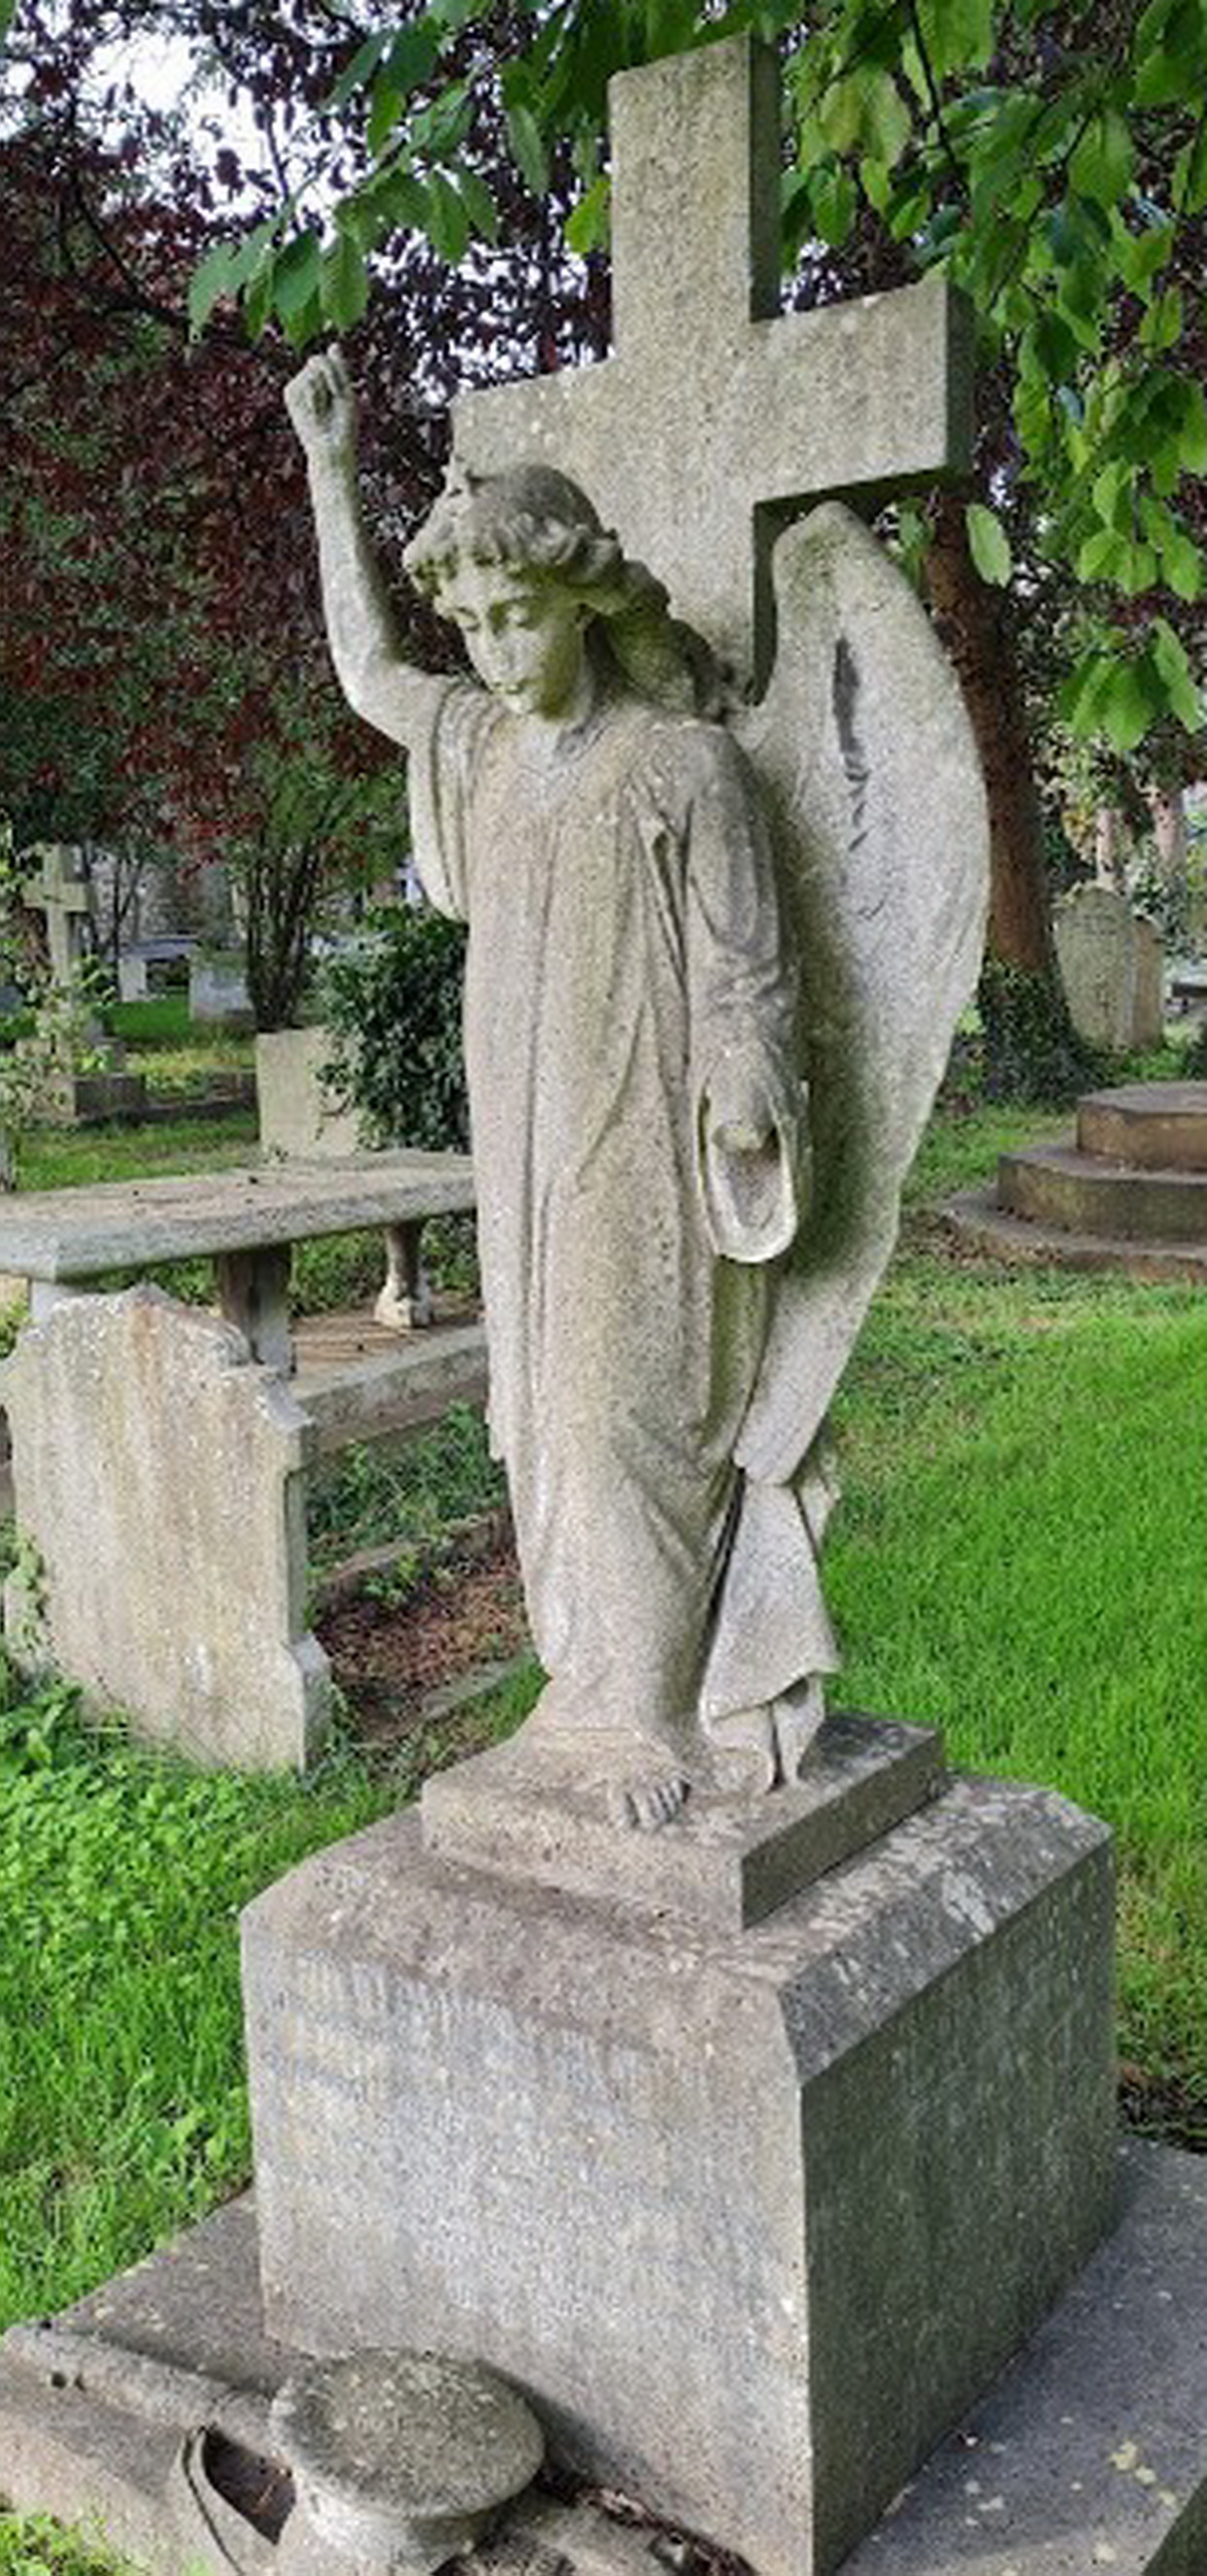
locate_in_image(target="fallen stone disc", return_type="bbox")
[271,2350,545,2520]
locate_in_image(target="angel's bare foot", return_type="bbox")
[606,1763,692,1833]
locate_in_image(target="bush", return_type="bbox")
[976,958,1104,1104]
[320,906,468,1152]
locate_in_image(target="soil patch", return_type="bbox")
[316,1525,528,1755]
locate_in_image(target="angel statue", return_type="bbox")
[285,348,988,1831]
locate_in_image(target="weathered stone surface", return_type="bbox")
[256,1027,361,1161]
[1054,885,1165,1052]
[942,1185,1207,1283]
[245,1765,1116,2576]
[843,2139,1207,2576]
[273,2352,544,2576]
[421,1711,944,1932]
[0,1151,475,1284]
[1,1285,329,1767]
[998,1141,1207,1241]
[299,1321,487,1458]
[1078,1079,1207,1170]
[3,2144,1206,2576]
[454,42,972,687]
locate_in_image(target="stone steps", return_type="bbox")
[945,1079,1207,1278]
[1077,1080,1207,1169]
[997,1140,1207,1241]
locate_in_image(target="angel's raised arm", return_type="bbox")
[285,350,433,753]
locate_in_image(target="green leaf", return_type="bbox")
[368,79,403,158]
[0,0,19,39]
[273,231,322,324]
[965,501,1013,585]
[386,22,442,95]
[430,0,485,26]
[1069,108,1133,207]
[863,71,912,168]
[320,228,369,330]
[1091,458,1131,529]
[1177,381,1207,472]
[1161,528,1203,600]
[346,169,430,253]
[814,162,858,245]
[916,0,993,79]
[506,102,549,195]
[457,167,498,244]
[188,240,241,338]
[1077,526,1129,581]
[565,174,611,256]
[425,170,470,264]
[1151,619,1204,724]
[328,31,390,112]
[1139,286,1183,350]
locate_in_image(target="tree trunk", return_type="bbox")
[1095,804,1128,888]
[925,492,1054,974]
[1149,784,1188,885]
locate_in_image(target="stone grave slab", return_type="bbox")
[2,2140,1206,2576]
[0,1285,329,1767]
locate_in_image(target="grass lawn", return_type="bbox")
[0,1085,1203,2569]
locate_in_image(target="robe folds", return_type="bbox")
[409,675,837,1741]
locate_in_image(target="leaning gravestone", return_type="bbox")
[2,34,1206,2576]
[1,1285,329,1767]
[1055,881,1165,1051]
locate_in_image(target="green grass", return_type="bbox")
[308,1404,506,1575]
[0,1685,390,2330]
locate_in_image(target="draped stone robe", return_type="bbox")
[409,674,836,1742]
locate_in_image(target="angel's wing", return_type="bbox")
[734,502,989,1487]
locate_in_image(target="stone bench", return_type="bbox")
[3,1151,476,1370]
[0,1153,487,1768]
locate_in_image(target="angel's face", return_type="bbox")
[438,561,588,716]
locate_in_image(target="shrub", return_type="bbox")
[976,959,1104,1105]
[320,906,468,1152]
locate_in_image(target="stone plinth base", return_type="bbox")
[243,1733,1117,2576]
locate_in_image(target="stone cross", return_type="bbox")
[21,843,92,985]
[454,38,972,686]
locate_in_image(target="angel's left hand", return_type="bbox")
[704,1057,777,1154]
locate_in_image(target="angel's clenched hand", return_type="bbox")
[285,347,356,462]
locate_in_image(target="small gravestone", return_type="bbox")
[190,948,253,1030]
[1,1285,329,1767]
[256,1027,361,1160]
[1055,883,1164,1051]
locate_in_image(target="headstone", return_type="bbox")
[190,949,253,1031]
[256,1027,361,1160]
[1055,883,1165,1051]
[0,1285,329,1767]
[20,842,93,988]
[117,950,148,1002]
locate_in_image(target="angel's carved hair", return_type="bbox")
[404,463,726,718]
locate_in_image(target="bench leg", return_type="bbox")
[375,1221,433,1332]
[216,1245,293,1372]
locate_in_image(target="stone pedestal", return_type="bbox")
[244,1724,1116,2576]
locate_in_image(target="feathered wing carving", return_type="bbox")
[734,502,989,1489]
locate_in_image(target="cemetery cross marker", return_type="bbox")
[455,38,973,686]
